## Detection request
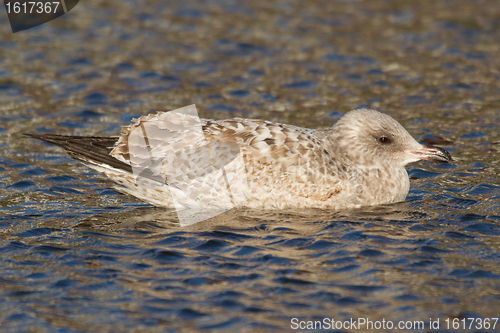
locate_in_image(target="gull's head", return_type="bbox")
[330,109,452,167]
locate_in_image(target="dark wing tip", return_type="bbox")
[24,133,68,145]
[23,133,46,140]
[25,133,132,173]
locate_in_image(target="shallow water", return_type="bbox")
[1,0,500,332]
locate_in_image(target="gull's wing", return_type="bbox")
[26,112,345,207]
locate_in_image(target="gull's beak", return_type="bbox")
[409,145,453,164]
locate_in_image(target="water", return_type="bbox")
[1,0,500,331]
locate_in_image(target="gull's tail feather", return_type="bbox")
[24,133,132,173]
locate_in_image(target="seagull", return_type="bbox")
[26,108,452,212]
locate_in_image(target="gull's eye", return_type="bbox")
[378,136,391,144]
